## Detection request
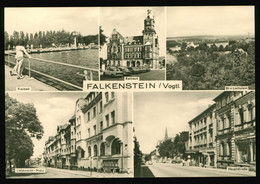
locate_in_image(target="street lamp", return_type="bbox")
[72,32,78,48]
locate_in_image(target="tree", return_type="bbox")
[158,139,175,158]
[5,94,44,172]
[134,136,143,177]
[99,26,107,48]
[173,131,189,156]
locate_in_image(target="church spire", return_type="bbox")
[164,127,168,140]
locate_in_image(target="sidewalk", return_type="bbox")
[46,167,133,178]
[5,65,58,91]
[158,163,256,177]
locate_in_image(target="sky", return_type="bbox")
[7,92,88,158]
[5,7,98,36]
[100,7,166,58]
[167,6,255,37]
[134,91,222,154]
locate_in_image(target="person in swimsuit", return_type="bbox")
[11,41,32,79]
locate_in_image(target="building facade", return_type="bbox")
[106,8,160,69]
[43,92,133,173]
[186,91,255,170]
[214,91,255,170]
[187,104,217,167]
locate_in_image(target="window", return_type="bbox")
[239,108,244,124]
[88,146,91,157]
[93,107,96,118]
[220,142,224,156]
[106,115,109,127]
[99,101,103,113]
[88,111,90,121]
[111,139,121,155]
[226,112,231,128]
[81,149,85,158]
[88,128,90,137]
[248,104,255,121]
[227,140,232,158]
[111,111,115,125]
[93,125,96,135]
[111,92,115,99]
[100,121,103,132]
[100,143,105,156]
[105,92,109,103]
[94,145,98,156]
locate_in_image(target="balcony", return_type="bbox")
[218,127,233,135]
[234,119,255,132]
[219,155,232,161]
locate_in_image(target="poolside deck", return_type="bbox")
[5,65,58,91]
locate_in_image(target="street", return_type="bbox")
[7,167,132,178]
[142,163,255,177]
[100,69,165,81]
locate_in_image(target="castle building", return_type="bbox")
[106,8,160,69]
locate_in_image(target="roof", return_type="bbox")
[69,114,76,122]
[188,104,216,125]
[213,91,230,102]
[124,35,143,45]
[111,28,125,41]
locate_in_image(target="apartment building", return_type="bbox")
[187,104,217,167]
[187,91,255,170]
[214,91,255,169]
[43,92,133,173]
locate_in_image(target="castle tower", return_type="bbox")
[143,8,159,69]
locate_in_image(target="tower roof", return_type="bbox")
[112,28,117,35]
[147,8,153,18]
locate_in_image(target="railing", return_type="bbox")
[234,119,255,132]
[5,53,99,90]
[218,127,232,135]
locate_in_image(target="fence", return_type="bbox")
[5,53,99,90]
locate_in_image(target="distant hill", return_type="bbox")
[167,35,255,41]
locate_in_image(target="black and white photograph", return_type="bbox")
[99,7,166,81]
[4,7,99,91]
[134,91,255,177]
[5,92,133,178]
[3,4,256,182]
[166,6,255,90]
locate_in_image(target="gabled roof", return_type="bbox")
[125,35,143,45]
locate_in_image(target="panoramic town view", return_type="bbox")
[6,92,133,178]
[4,7,99,91]
[99,7,166,81]
[134,91,255,177]
[166,6,255,90]
[4,5,256,181]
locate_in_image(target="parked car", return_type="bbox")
[137,66,146,73]
[143,65,151,72]
[127,67,140,74]
[103,67,123,77]
[117,66,131,76]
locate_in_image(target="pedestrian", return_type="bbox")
[11,40,32,79]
